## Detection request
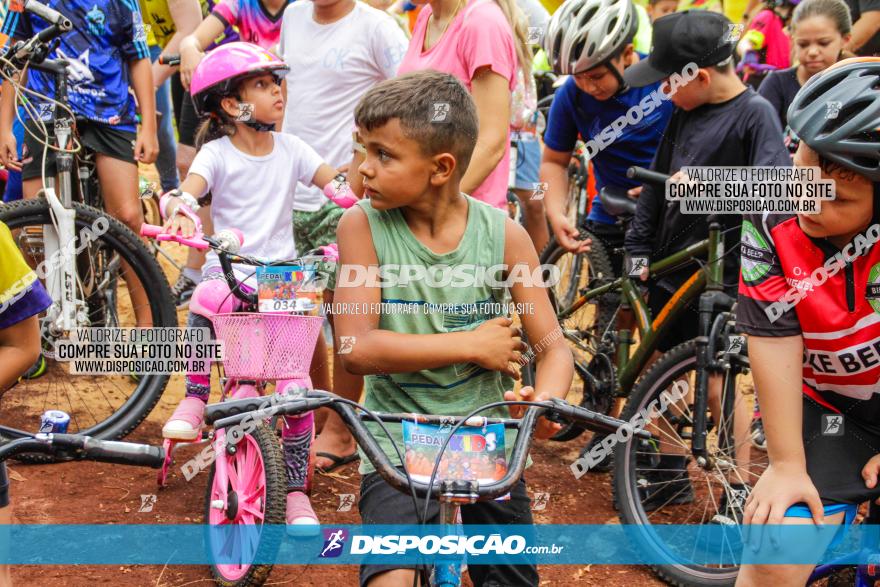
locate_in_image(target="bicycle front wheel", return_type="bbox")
[206,424,286,587]
[0,198,176,448]
[612,340,765,586]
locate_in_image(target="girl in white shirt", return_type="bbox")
[160,42,351,531]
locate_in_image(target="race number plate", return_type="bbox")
[256,265,318,313]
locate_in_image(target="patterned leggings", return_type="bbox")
[185,271,313,492]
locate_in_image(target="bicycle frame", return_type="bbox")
[17,56,87,337]
[558,219,727,397]
[207,390,646,587]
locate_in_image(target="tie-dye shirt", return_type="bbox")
[212,0,293,48]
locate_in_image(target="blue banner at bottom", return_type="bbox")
[0,524,876,565]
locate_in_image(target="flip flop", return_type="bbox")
[316,451,359,474]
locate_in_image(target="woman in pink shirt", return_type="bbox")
[387,0,532,209]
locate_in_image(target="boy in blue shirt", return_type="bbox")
[542,0,674,263]
[0,0,159,327]
[541,0,674,472]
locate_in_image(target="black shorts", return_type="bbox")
[357,469,539,587]
[21,119,136,181]
[178,91,200,147]
[647,285,700,353]
[801,392,880,505]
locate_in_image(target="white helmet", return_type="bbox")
[544,0,638,75]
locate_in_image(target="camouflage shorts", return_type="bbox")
[293,200,344,290]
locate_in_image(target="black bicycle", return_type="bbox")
[0,3,176,457]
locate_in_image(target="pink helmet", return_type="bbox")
[190,42,289,117]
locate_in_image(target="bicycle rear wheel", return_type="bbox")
[0,198,176,452]
[612,339,765,586]
[521,229,616,441]
[206,424,286,587]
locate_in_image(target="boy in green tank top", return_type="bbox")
[333,70,573,587]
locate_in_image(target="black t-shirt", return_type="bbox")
[624,87,791,294]
[757,67,801,127]
[845,0,880,55]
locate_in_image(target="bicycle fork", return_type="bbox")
[431,480,477,587]
[691,294,737,469]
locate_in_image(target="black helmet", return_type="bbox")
[787,57,880,181]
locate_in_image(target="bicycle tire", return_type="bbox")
[206,423,287,587]
[521,229,616,442]
[612,339,757,587]
[0,198,177,454]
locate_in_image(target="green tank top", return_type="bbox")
[355,195,521,475]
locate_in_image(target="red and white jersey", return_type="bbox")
[737,211,880,402]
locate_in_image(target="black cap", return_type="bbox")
[624,11,736,88]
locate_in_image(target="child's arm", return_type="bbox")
[161,173,209,237]
[461,68,510,195]
[0,76,24,171]
[0,315,41,392]
[543,145,590,254]
[743,335,825,529]
[624,130,675,277]
[500,219,573,438]
[130,58,159,164]
[179,14,226,88]
[153,0,203,87]
[334,207,524,376]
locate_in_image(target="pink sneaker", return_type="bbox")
[286,491,319,537]
[162,397,205,440]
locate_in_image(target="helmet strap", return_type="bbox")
[233,100,275,132]
[608,60,630,97]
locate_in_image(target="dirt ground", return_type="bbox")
[6,190,667,587]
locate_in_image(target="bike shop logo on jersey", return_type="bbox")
[319,528,349,558]
[867,263,880,314]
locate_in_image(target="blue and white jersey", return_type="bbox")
[3,0,150,132]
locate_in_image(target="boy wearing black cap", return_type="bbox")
[622,10,790,521]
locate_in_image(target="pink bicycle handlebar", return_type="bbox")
[139,224,245,252]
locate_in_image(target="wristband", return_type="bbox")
[323,174,359,209]
[159,190,203,231]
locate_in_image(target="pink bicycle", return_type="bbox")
[141,222,338,587]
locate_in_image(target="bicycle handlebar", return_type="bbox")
[23,0,73,29]
[627,166,671,188]
[0,434,164,468]
[140,223,338,307]
[204,390,650,500]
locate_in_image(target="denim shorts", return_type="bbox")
[511,135,541,190]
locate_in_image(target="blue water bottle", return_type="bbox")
[39,410,70,433]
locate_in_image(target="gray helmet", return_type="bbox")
[787,58,880,181]
[543,0,638,76]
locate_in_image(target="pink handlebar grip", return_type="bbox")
[323,179,359,209]
[319,243,339,262]
[139,223,211,250]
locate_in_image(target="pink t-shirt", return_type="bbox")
[397,0,517,210]
[749,9,791,69]
[213,0,292,49]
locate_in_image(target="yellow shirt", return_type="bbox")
[0,222,38,308]
[139,0,210,49]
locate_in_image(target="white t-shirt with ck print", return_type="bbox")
[279,1,409,212]
[190,133,324,283]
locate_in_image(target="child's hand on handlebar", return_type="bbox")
[471,317,525,379]
[861,454,880,502]
[627,186,642,200]
[0,131,20,171]
[504,386,562,439]
[163,204,198,238]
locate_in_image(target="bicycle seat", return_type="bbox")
[599,186,637,217]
